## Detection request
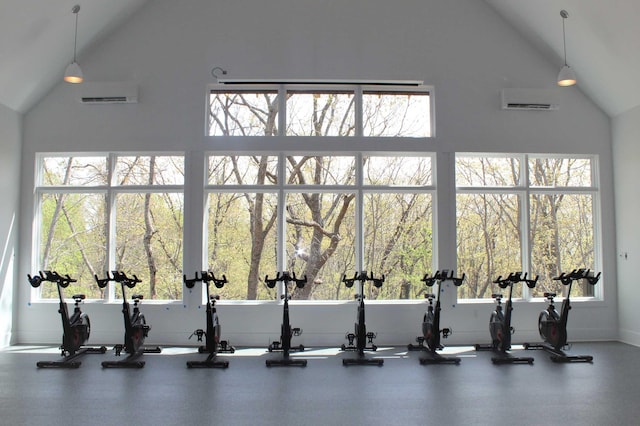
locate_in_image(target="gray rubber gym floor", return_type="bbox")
[1,342,638,426]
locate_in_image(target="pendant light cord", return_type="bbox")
[72,5,80,63]
[562,17,567,66]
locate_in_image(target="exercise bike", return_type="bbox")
[524,268,600,363]
[27,271,106,368]
[341,271,384,366]
[474,272,537,365]
[407,270,464,365]
[265,271,307,367]
[184,271,235,368]
[95,271,161,368]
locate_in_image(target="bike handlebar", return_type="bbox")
[553,268,601,285]
[93,271,142,289]
[264,271,308,289]
[421,270,465,287]
[28,270,77,288]
[183,271,228,289]
[341,271,385,288]
[493,271,539,289]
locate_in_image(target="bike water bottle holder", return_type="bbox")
[345,333,356,346]
[114,344,124,356]
[189,329,205,342]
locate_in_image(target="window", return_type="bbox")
[286,91,355,136]
[209,89,279,136]
[35,154,184,300]
[456,154,599,299]
[208,83,432,137]
[529,157,596,297]
[206,154,435,300]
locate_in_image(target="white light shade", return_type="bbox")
[64,61,83,83]
[557,64,576,87]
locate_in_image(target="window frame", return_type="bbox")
[32,152,186,303]
[204,152,437,301]
[208,82,434,138]
[455,153,602,302]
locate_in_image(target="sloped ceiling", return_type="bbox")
[0,0,149,114]
[0,0,638,117]
[484,0,640,117]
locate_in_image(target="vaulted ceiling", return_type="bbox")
[1,0,638,117]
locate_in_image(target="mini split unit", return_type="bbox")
[501,88,559,111]
[76,82,138,104]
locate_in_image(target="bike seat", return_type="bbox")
[544,292,556,299]
[72,294,86,300]
[492,293,503,300]
[132,294,144,300]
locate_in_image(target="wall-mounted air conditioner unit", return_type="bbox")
[501,88,558,111]
[77,82,138,104]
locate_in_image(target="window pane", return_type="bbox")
[530,193,595,297]
[115,156,184,186]
[286,156,356,186]
[457,193,522,299]
[206,192,277,300]
[456,156,520,187]
[38,193,106,299]
[363,91,431,137]
[41,156,107,186]
[286,91,355,136]
[364,193,433,299]
[208,155,278,185]
[115,193,184,300]
[285,192,356,300]
[364,156,432,186]
[529,157,592,187]
[209,90,279,136]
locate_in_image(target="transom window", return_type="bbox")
[208,83,432,137]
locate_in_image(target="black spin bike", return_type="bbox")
[407,270,464,365]
[95,271,161,368]
[28,271,106,368]
[341,271,384,366]
[524,268,600,363]
[474,272,537,364]
[184,271,235,368]
[265,271,307,367]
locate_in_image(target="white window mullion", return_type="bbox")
[355,86,363,137]
[277,153,287,298]
[107,153,117,301]
[356,152,364,275]
[521,154,532,299]
[278,85,286,137]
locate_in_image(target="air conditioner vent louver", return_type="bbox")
[81,96,128,103]
[77,82,138,104]
[506,103,554,110]
[501,88,558,111]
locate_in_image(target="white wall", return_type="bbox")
[0,103,21,348]
[18,0,616,348]
[614,105,640,346]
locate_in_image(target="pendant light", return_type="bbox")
[64,5,83,84]
[557,10,576,87]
